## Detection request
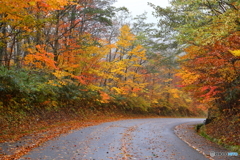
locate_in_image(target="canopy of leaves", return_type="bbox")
[152,0,240,115]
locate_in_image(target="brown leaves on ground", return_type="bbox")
[205,114,240,146]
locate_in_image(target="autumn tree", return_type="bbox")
[0,0,71,68]
[152,0,240,115]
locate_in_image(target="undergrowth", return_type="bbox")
[196,115,240,154]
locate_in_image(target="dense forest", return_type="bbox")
[0,0,239,155]
[150,0,240,152]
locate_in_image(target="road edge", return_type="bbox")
[174,122,240,160]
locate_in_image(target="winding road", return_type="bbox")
[21,118,207,160]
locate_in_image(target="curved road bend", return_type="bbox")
[21,118,207,160]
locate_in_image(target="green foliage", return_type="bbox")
[162,0,240,45]
[0,67,98,127]
[0,67,54,109]
[110,94,151,114]
[125,96,151,112]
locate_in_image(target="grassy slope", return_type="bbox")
[197,114,240,154]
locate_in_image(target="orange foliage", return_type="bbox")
[24,45,57,70]
[178,32,240,103]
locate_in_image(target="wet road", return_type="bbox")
[21,118,207,160]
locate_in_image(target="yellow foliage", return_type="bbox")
[219,67,238,83]
[169,88,180,99]
[230,50,240,57]
[131,93,137,97]
[185,98,192,103]
[176,68,200,85]
[151,99,158,104]
[164,79,173,83]
[51,101,58,107]
[45,0,70,10]
[87,84,103,91]
[52,70,71,79]
[111,87,123,94]
[47,80,61,87]
[117,25,136,48]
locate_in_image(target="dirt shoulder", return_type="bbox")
[174,122,240,160]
